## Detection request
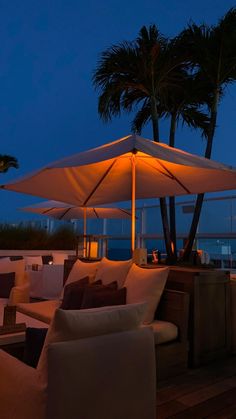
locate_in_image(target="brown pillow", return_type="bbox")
[60,276,90,310]
[81,286,126,309]
[0,272,15,298]
[60,277,103,310]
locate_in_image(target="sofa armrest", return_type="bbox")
[155,289,190,342]
[0,350,45,419]
[8,283,30,305]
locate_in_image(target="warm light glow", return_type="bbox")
[87,241,98,258]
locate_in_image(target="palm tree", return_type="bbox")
[93,25,186,262]
[132,69,210,257]
[0,155,18,173]
[178,8,236,260]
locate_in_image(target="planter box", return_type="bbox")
[167,267,231,367]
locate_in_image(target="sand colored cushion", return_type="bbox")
[94,257,132,288]
[24,256,43,266]
[0,258,26,286]
[66,259,100,286]
[52,252,68,265]
[37,302,146,384]
[124,265,169,324]
[0,272,15,298]
[0,257,11,263]
[143,320,178,345]
[17,300,60,324]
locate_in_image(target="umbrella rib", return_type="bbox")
[58,207,72,220]
[156,160,191,194]
[118,208,133,218]
[83,159,117,206]
[141,158,190,194]
[42,207,56,215]
[93,208,99,218]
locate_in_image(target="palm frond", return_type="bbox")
[0,155,19,173]
[180,107,210,138]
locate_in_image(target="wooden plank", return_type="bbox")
[157,400,187,419]
[157,357,236,405]
[168,387,236,419]
[178,376,236,406]
[206,401,236,418]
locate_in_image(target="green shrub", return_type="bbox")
[0,223,77,250]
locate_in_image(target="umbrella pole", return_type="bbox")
[131,154,136,253]
[83,207,87,258]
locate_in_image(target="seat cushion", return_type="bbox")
[17,300,60,324]
[94,257,132,288]
[124,265,169,324]
[146,320,178,345]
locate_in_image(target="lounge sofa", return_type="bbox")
[17,257,190,380]
[0,304,156,419]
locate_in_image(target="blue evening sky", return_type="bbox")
[1,0,236,222]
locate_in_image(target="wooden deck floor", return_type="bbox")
[157,356,236,418]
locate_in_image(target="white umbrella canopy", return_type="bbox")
[3,134,236,250]
[21,200,133,221]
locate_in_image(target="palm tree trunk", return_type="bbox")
[181,90,219,261]
[151,97,174,263]
[169,114,177,259]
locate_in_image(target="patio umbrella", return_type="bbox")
[21,200,133,221]
[3,134,236,251]
[21,200,133,256]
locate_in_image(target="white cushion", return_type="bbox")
[0,257,11,263]
[66,259,100,286]
[17,300,60,324]
[0,259,26,286]
[37,303,146,384]
[144,320,178,345]
[52,252,68,265]
[94,257,132,288]
[124,265,169,324]
[24,256,43,266]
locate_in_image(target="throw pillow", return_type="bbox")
[0,259,25,286]
[94,257,132,288]
[81,286,126,309]
[0,272,15,298]
[23,327,48,368]
[66,259,100,286]
[61,278,104,310]
[37,302,147,385]
[52,252,68,265]
[60,276,90,310]
[124,264,169,324]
